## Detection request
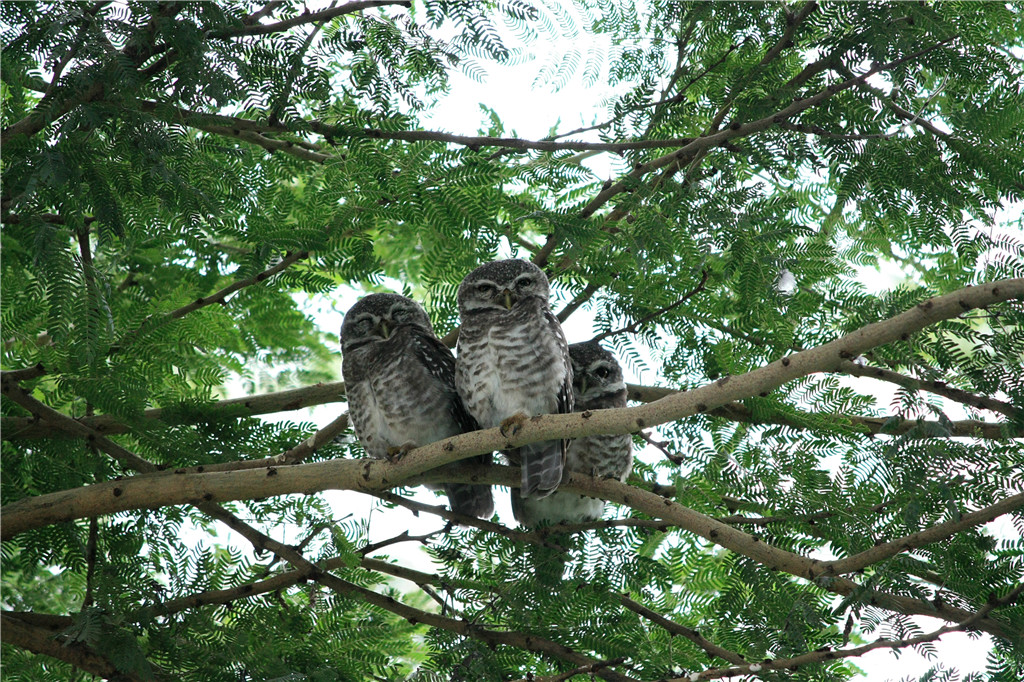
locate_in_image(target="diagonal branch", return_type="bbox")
[556,281,603,323]
[1,381,158,472]
[828,493,1024,575]
[1,2,185,143]
[42,2,111,100]
[5,279,1021,541]
[680,584,1023,681]
[589,269,709,343]
[619,596,748,666]
[576,35,956,221]
[115,250,309,351]
[838,360,1020,419]
[1,613,161,682]
[205,505,639,681]
[207,1,410,39]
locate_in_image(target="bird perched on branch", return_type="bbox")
[512,341,632,526]
[341,293,493,518]
[455,259,573,499]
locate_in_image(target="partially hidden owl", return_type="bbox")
[455,259,573,499]
[512,341,632,526]
[341,293,494,518]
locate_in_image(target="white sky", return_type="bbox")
[218,4,1019,679]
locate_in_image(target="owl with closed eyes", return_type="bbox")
[512,341,632,526]
[341,293,494,518]
[455,259,573,499]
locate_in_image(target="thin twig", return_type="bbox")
[589,269,709,343]
[207,1,410,39]
[679,584,1023,681]
[839,360,1020,419]
[556,282,602,323]
[115,250,309,351]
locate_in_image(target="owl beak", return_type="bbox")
[502,289,514,310]
[579,376,588,396]
[376,321,391,339]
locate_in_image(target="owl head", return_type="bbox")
[457,259,550,314]
[341,293,433,352]
[568,341,626,403]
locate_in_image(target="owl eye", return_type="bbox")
[476,282,496,295]
[594,366,611,379]
[515,277,533,289]
[391,308,409,322]
[354,319,373,334]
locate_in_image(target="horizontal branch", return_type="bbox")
[141,100,699,154]
[195,124,332,163]
[1,381,347,439]
[711,401,1020,439]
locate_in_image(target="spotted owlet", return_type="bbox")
[512,341,632,526]
[341,293,494,518]
[455,259,573,499]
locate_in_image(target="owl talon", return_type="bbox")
[385,442,417,462]
[500,412,529,438]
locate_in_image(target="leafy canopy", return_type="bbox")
[2,2,1023,681]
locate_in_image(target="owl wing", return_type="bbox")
[410,330,479,434]
[545,308,574,417]
[410,329,494,518]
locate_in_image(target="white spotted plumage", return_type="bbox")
[512,341,632,526]
[455,259,573,499]
[342,293,494,518]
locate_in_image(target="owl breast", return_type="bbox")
[345,333,461,459]
[456,301,568,429]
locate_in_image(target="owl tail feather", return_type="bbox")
[445,483,495,518]
[518,441,565,499]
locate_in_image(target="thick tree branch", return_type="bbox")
[0,364,48,383]
[5,279,1021,539]
[759,1,817,66]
